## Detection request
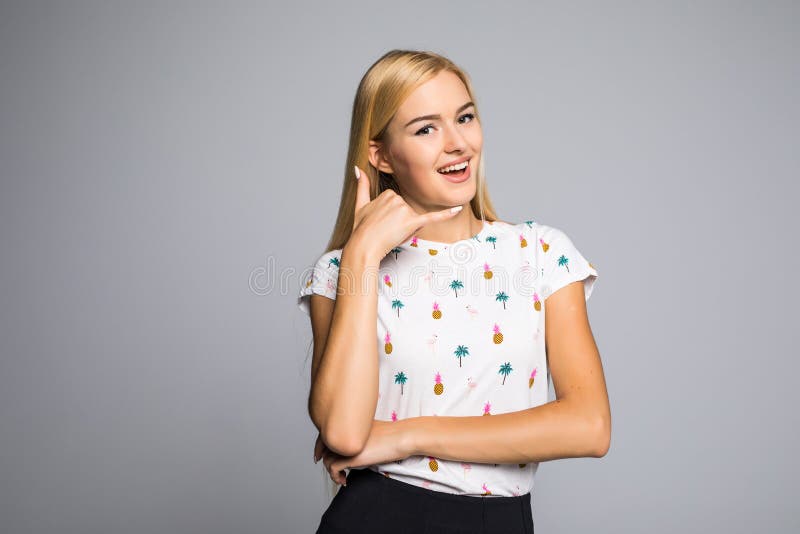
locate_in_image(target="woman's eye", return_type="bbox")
[415,113,476,136]
[415,124,434,136]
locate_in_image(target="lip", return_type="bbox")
[438,157,471,184]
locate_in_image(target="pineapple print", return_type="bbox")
[539,237,550,252]
[529,368,537,389]
[383,274,392,287]
[432,301,442,319]
[483,262,493,279]
[533,292,542,311]
[384,332,393,354]
[428,248,438,256]
[482,483,492,496]
[492,323,503,344]
[483,401,491,416]
[428,456,439,472]
[519,233,528,247]
[433,372,444,395]
[305,276,313,288]
[410,236,418,247]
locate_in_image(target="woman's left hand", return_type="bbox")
[314,419,414,486]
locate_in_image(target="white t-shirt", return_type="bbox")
[298,218,598,497]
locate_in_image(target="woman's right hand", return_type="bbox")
[348,165,463,261]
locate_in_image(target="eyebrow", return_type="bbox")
[403,101,476,128]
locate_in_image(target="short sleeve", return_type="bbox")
[297,249,342,316]
[536,223,598,301]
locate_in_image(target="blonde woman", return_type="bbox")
[297,49,610,534]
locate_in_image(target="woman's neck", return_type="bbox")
[413,207,482,244]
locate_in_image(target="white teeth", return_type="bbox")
[437,160,469,173]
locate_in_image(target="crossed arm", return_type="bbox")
[309,274,611,465]
[401,280,611,463]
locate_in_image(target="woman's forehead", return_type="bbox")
[395,71,471,121]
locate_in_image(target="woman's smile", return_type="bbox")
[437,157,471,183]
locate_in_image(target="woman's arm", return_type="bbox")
[309,241,382,458]
[402,281,611,463]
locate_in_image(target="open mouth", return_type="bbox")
[437,159,470,179]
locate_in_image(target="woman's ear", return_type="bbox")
[368,140,395,175]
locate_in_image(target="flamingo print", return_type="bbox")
[425,334,439,355]
[465,304,479,319]
[466,376,477,393]
[461,462,472,479]
[531,326,542,343]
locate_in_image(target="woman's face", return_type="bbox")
[371,70,483,213]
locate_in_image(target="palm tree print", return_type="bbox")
[394,371,407,395]
[454,345,470,367]
[391,299,405,317]
[391,247,402,260]
[486,235,497,249]
[525,220,534,228]
[499,362,513,385]
[495,291,509,309]
[558,254,570,273]
[328,256,340,268]
[450,280,464,297]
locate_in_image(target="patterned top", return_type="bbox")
[297,218,598,497]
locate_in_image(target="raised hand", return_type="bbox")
[349,165,463,260]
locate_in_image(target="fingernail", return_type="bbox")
[450,205,463,213]
[354,166,360,180]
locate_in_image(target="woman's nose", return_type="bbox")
[442,122,468,152]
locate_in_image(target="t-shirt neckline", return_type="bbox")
[405,219,494,249]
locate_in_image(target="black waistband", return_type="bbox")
[347,467,531,506]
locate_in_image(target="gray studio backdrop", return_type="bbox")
[1,1,798,533]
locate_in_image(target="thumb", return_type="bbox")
[419,205,464,227]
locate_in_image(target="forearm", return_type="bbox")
[309,242,381,455]
[406,398,607,464]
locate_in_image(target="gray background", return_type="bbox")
[1,1,798,533]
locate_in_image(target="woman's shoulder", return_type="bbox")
[308,248,344,270]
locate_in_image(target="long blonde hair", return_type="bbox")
[324,49,500,253]
[317,48,501,502]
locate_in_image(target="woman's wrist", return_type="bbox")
[399,416,431,457]
[343,233,383,266]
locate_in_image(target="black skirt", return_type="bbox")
[315,467,534,534]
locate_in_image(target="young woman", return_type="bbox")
[297,49,610,534]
